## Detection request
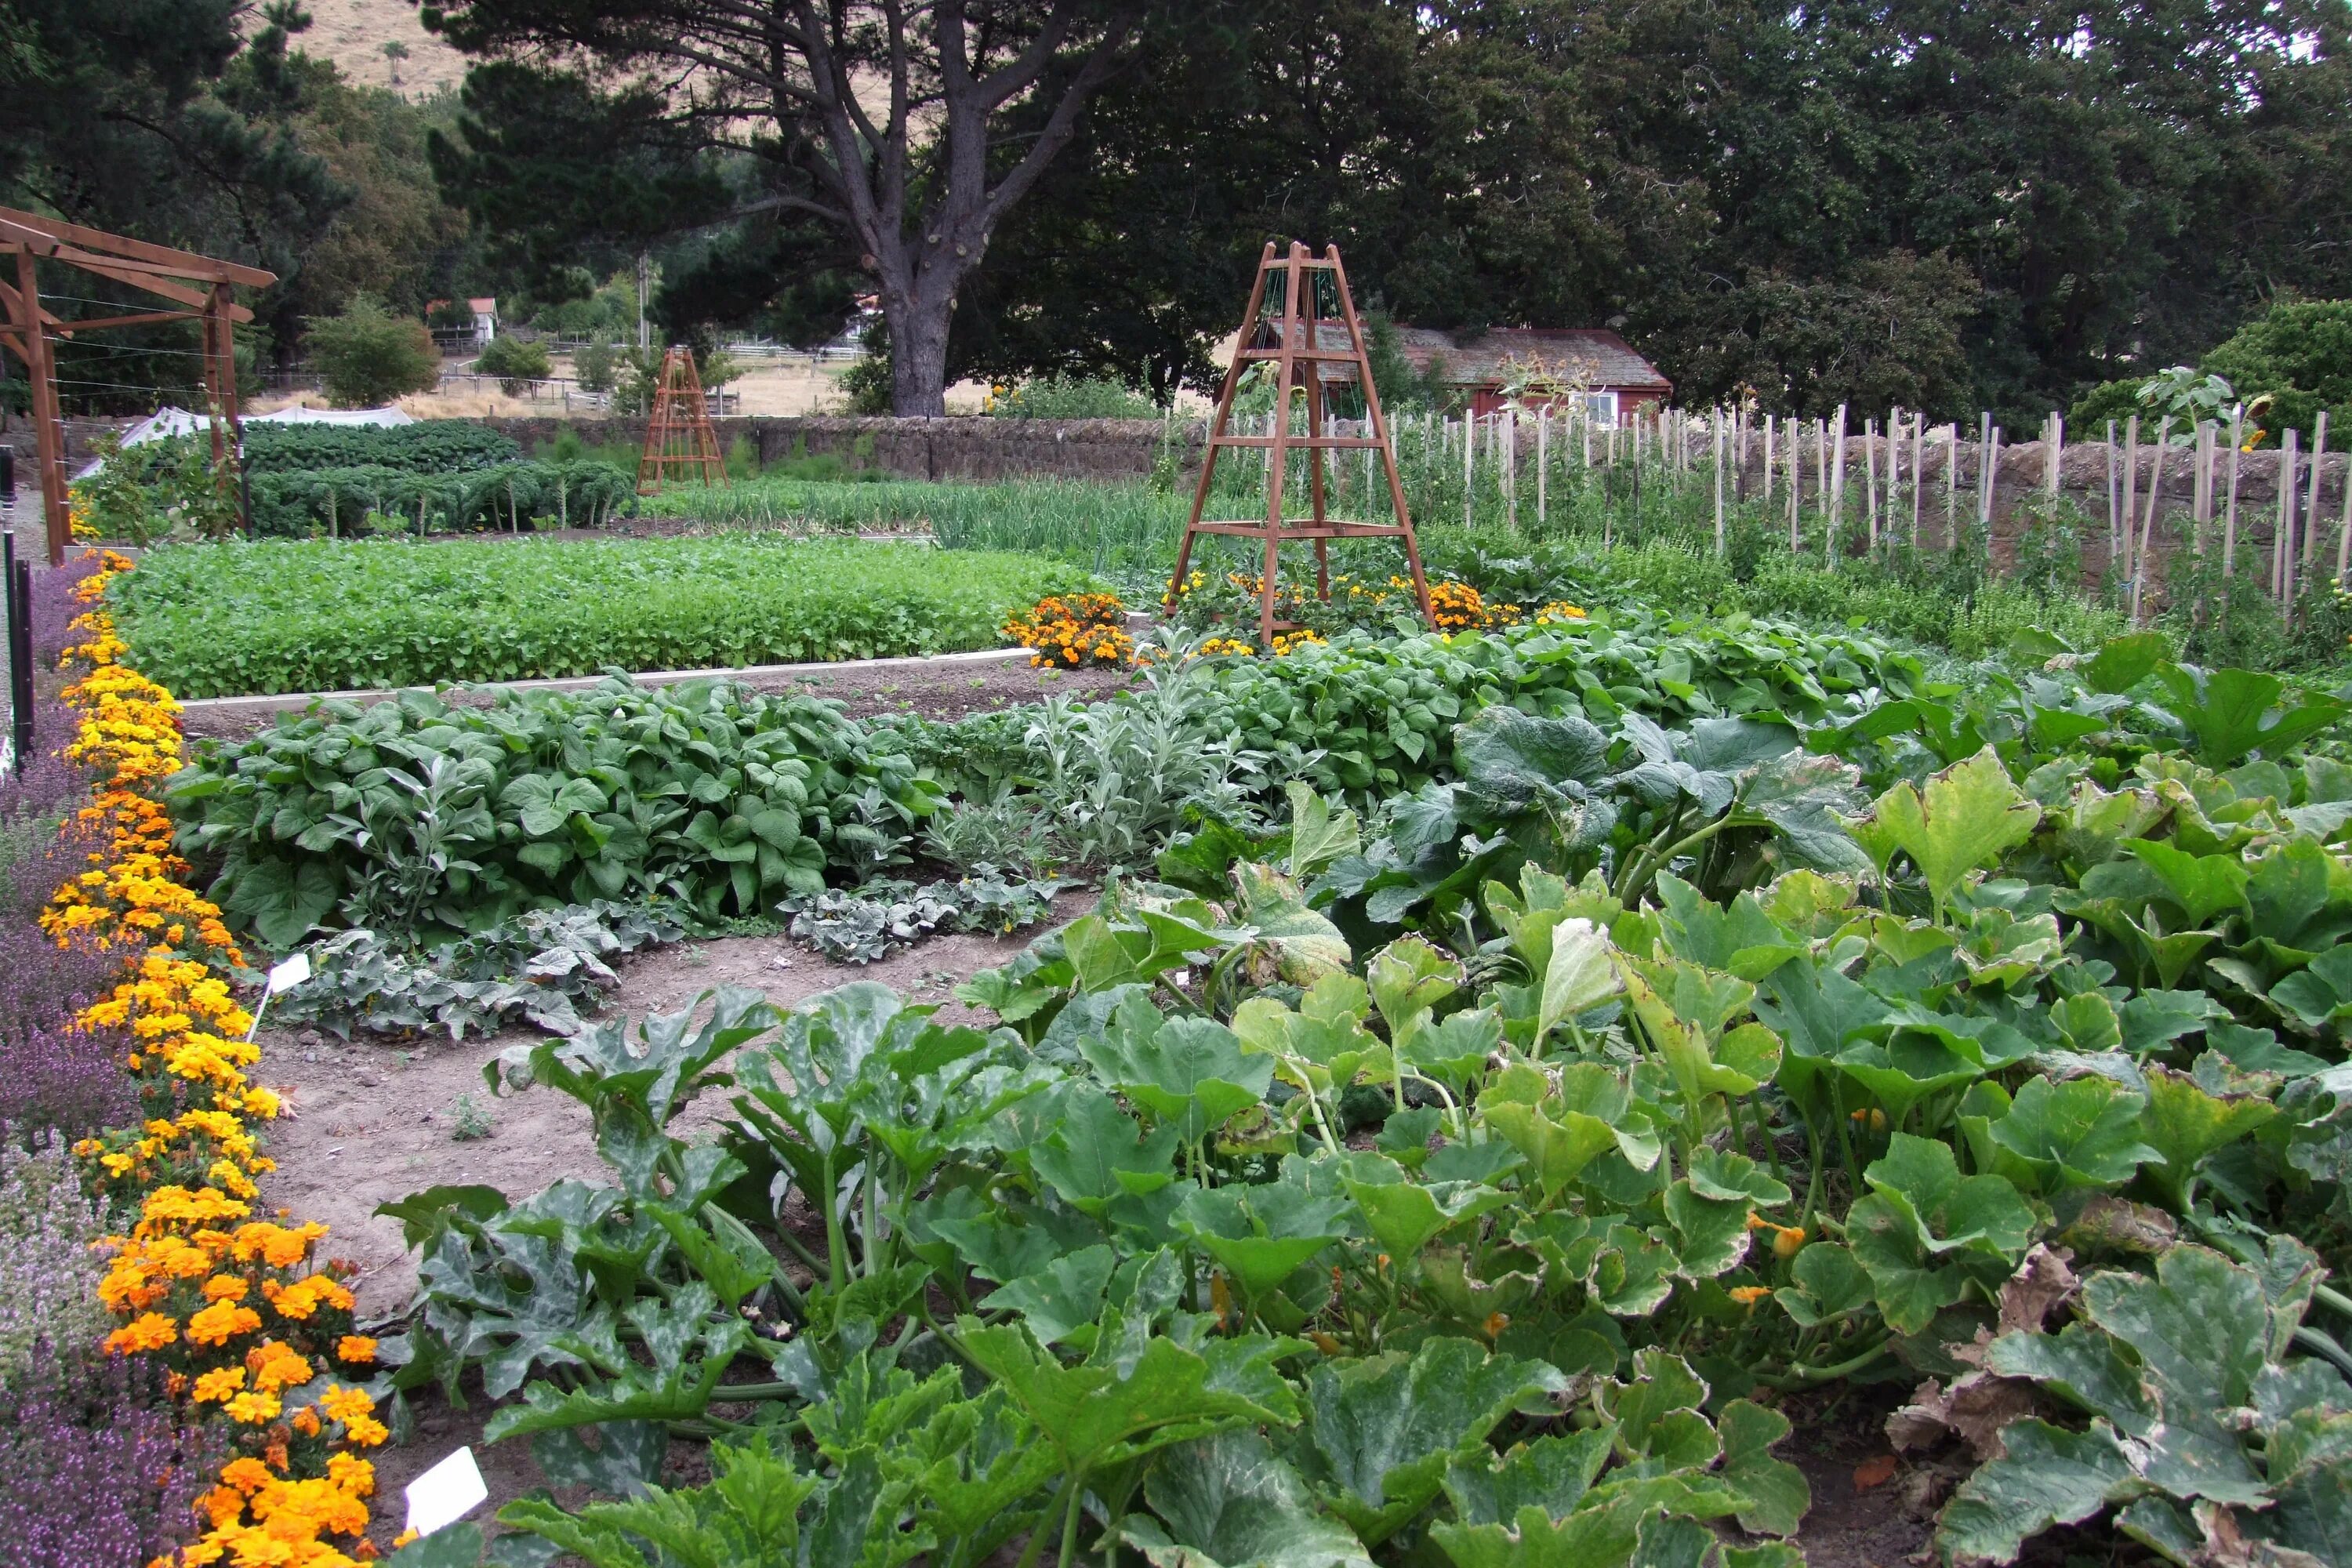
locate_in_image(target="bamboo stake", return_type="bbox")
[2222,411,2245,626]
[1977,414,1998,532]
[1863,417,1880,552]
[1536,409,1548,526]
[2303,412,2328,587]
[1946,424,1960,550]
[1788,419,1802,552]
[1463,412,1474,528]
[1886,412,1900,555]
[1713,409,1726,555]
[2121,416,2139,593]
[1910,415,1924,547]
[2131,416,2170,625]
[1827,406,1848,568]
[2276,428,2299,608]
[2192,421,2214,558]
[2336,441,2352,590]
[2117,420,2136,566]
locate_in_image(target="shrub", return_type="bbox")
[474,333,554,394]
[303,296,441,408]
[239,420,519,475]
[990,374,1156,419]
[114,536,1091,697]
[2201,296,2352,445]
[573,335,619,394]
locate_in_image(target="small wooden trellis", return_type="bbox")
[636,347,728,493]
[0,205,273,564]
[1167,241,1432,645]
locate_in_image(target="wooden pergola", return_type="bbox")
[0,206,274,564]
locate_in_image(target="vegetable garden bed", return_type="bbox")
[124,556,2352,1568]
[111,535,1093,697]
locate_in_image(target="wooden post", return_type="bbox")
[2046,413,2063,495]
[13,249,68,566]
[1978,415,1999,534]
[1762,414,1775,507]
[1946,423,1960,550]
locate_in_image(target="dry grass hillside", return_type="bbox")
[303,0,470,95]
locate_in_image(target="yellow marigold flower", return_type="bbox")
[336,1335,378,1365]
[318,1385,376,1426]
[193,1367,247,1403]
[223,1389,283,1425]
[1729,1285,1771,1305]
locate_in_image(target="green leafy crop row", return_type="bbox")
[245,460,636,537]
[113,535,1091,696]
[170,678,942,945]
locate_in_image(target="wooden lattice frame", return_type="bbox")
[0,206,273,564]
[1167,241,1432,644]
[637,347,728,494]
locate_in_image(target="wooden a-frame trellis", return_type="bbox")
[0,206,274,564]
[1167,241,1432,645]
[636,347,729,493]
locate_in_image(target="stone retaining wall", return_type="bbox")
[486,415,1196,483]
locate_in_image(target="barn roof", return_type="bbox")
[1394,327,1671,393]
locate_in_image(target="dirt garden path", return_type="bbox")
[253,888,1095,1324]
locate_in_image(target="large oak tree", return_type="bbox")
[423,0,1178,414]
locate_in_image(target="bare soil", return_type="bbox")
[176,655,1138,742]
[254,887,1095,1323]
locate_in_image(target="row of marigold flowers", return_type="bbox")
[51,553,394,1567]
[1004,580,1590,667]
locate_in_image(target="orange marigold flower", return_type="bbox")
[105,1311,179,1353]
[187,1299,263,1346]
[336,1335,378,1365]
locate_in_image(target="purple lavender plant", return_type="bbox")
[0,1129,114,1384]
[0,1344,223,1568]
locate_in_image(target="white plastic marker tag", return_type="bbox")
[267,952,312,994]
[404,1446,488,1539]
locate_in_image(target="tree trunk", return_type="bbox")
[885,289,954,417]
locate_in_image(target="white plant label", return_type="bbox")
[267,951,313,994]
[404,1446,488,1539]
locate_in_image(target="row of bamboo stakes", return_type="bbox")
[1236,401,2348,623]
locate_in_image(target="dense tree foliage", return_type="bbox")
[960,0,2352,423]
[0,0,477,408]
[422,0,1203,414]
